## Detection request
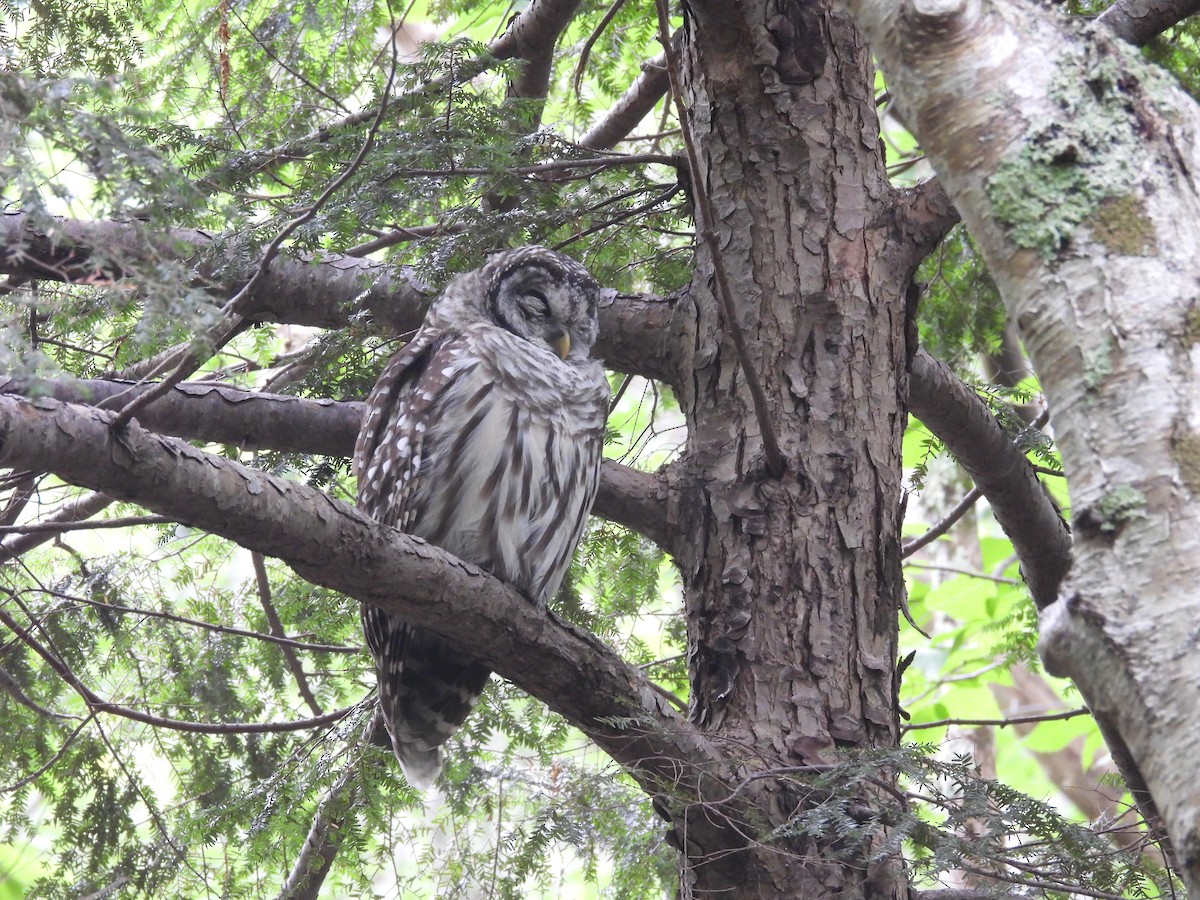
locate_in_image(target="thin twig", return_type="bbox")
[0,713,96,793]
[252,551,325,716]
[902,486,983,558]
[0,491,115,563]
[0,514,171,534]
[902,707,1090,732]
[572,0,632,95]
[0,604,354,734]
[386,153,680,179]
[903,562,1020,585]
[26,583,358,654]
[104,314,249,431]
[652,0,787,478]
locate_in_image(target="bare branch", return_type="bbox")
[0,490,114,562]
[890,178,961,270]
[0,213,683,383]
[907,349,1071,608]
[902,486,983,559]
[654,0,787,479]
[0,212,433,336]
[34,583,357,654]
[902,706,1089,732]
[252,552,325,716]
[0,513,170,533]
[0,376,362,456]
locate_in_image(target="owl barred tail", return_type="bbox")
[365,610,492,788]
[388,728,442,791]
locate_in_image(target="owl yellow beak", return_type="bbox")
[549,331,571,359]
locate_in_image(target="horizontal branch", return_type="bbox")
[0,375,674,550]
[1099,0,1200,46]
[0,393,727,808]
[0,213,685,384]
[0,375,361,456]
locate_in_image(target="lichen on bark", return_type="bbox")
[985,40,1149,258]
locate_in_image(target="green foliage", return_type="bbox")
[915,226,1006,368]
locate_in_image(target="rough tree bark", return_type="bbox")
[844,0,1200,890]
[657,3,909,894]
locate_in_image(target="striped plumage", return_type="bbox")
[353,246,610,788]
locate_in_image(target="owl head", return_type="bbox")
[428,246,602,362]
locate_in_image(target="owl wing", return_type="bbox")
[355,329,454,528]
[355,329,495,788]
[355,327,608,788]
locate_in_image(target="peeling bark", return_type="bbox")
[845,0,1200,885]
[663,3,907,894]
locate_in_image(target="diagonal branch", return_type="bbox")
[501,0,585,107]
[0,393,730,815]
[1099,0,1200,45]
[578,48,672,151]
[907,349,1071,609]
[252,551,324,716]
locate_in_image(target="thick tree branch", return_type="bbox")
[0,213,683,383]
[1099,0,1200,45]
[579,52,671,150]
[0,376,362,456]
[907,349,1071,609]
[891,178,961,265]
[883,0,1183,279]
[0,394,732,822]
[0,376,674,551]
[501,0,583,106]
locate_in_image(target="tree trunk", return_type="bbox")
[844,0,1200,887]
[666,3,908,894]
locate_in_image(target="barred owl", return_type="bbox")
[353,246,610,788]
